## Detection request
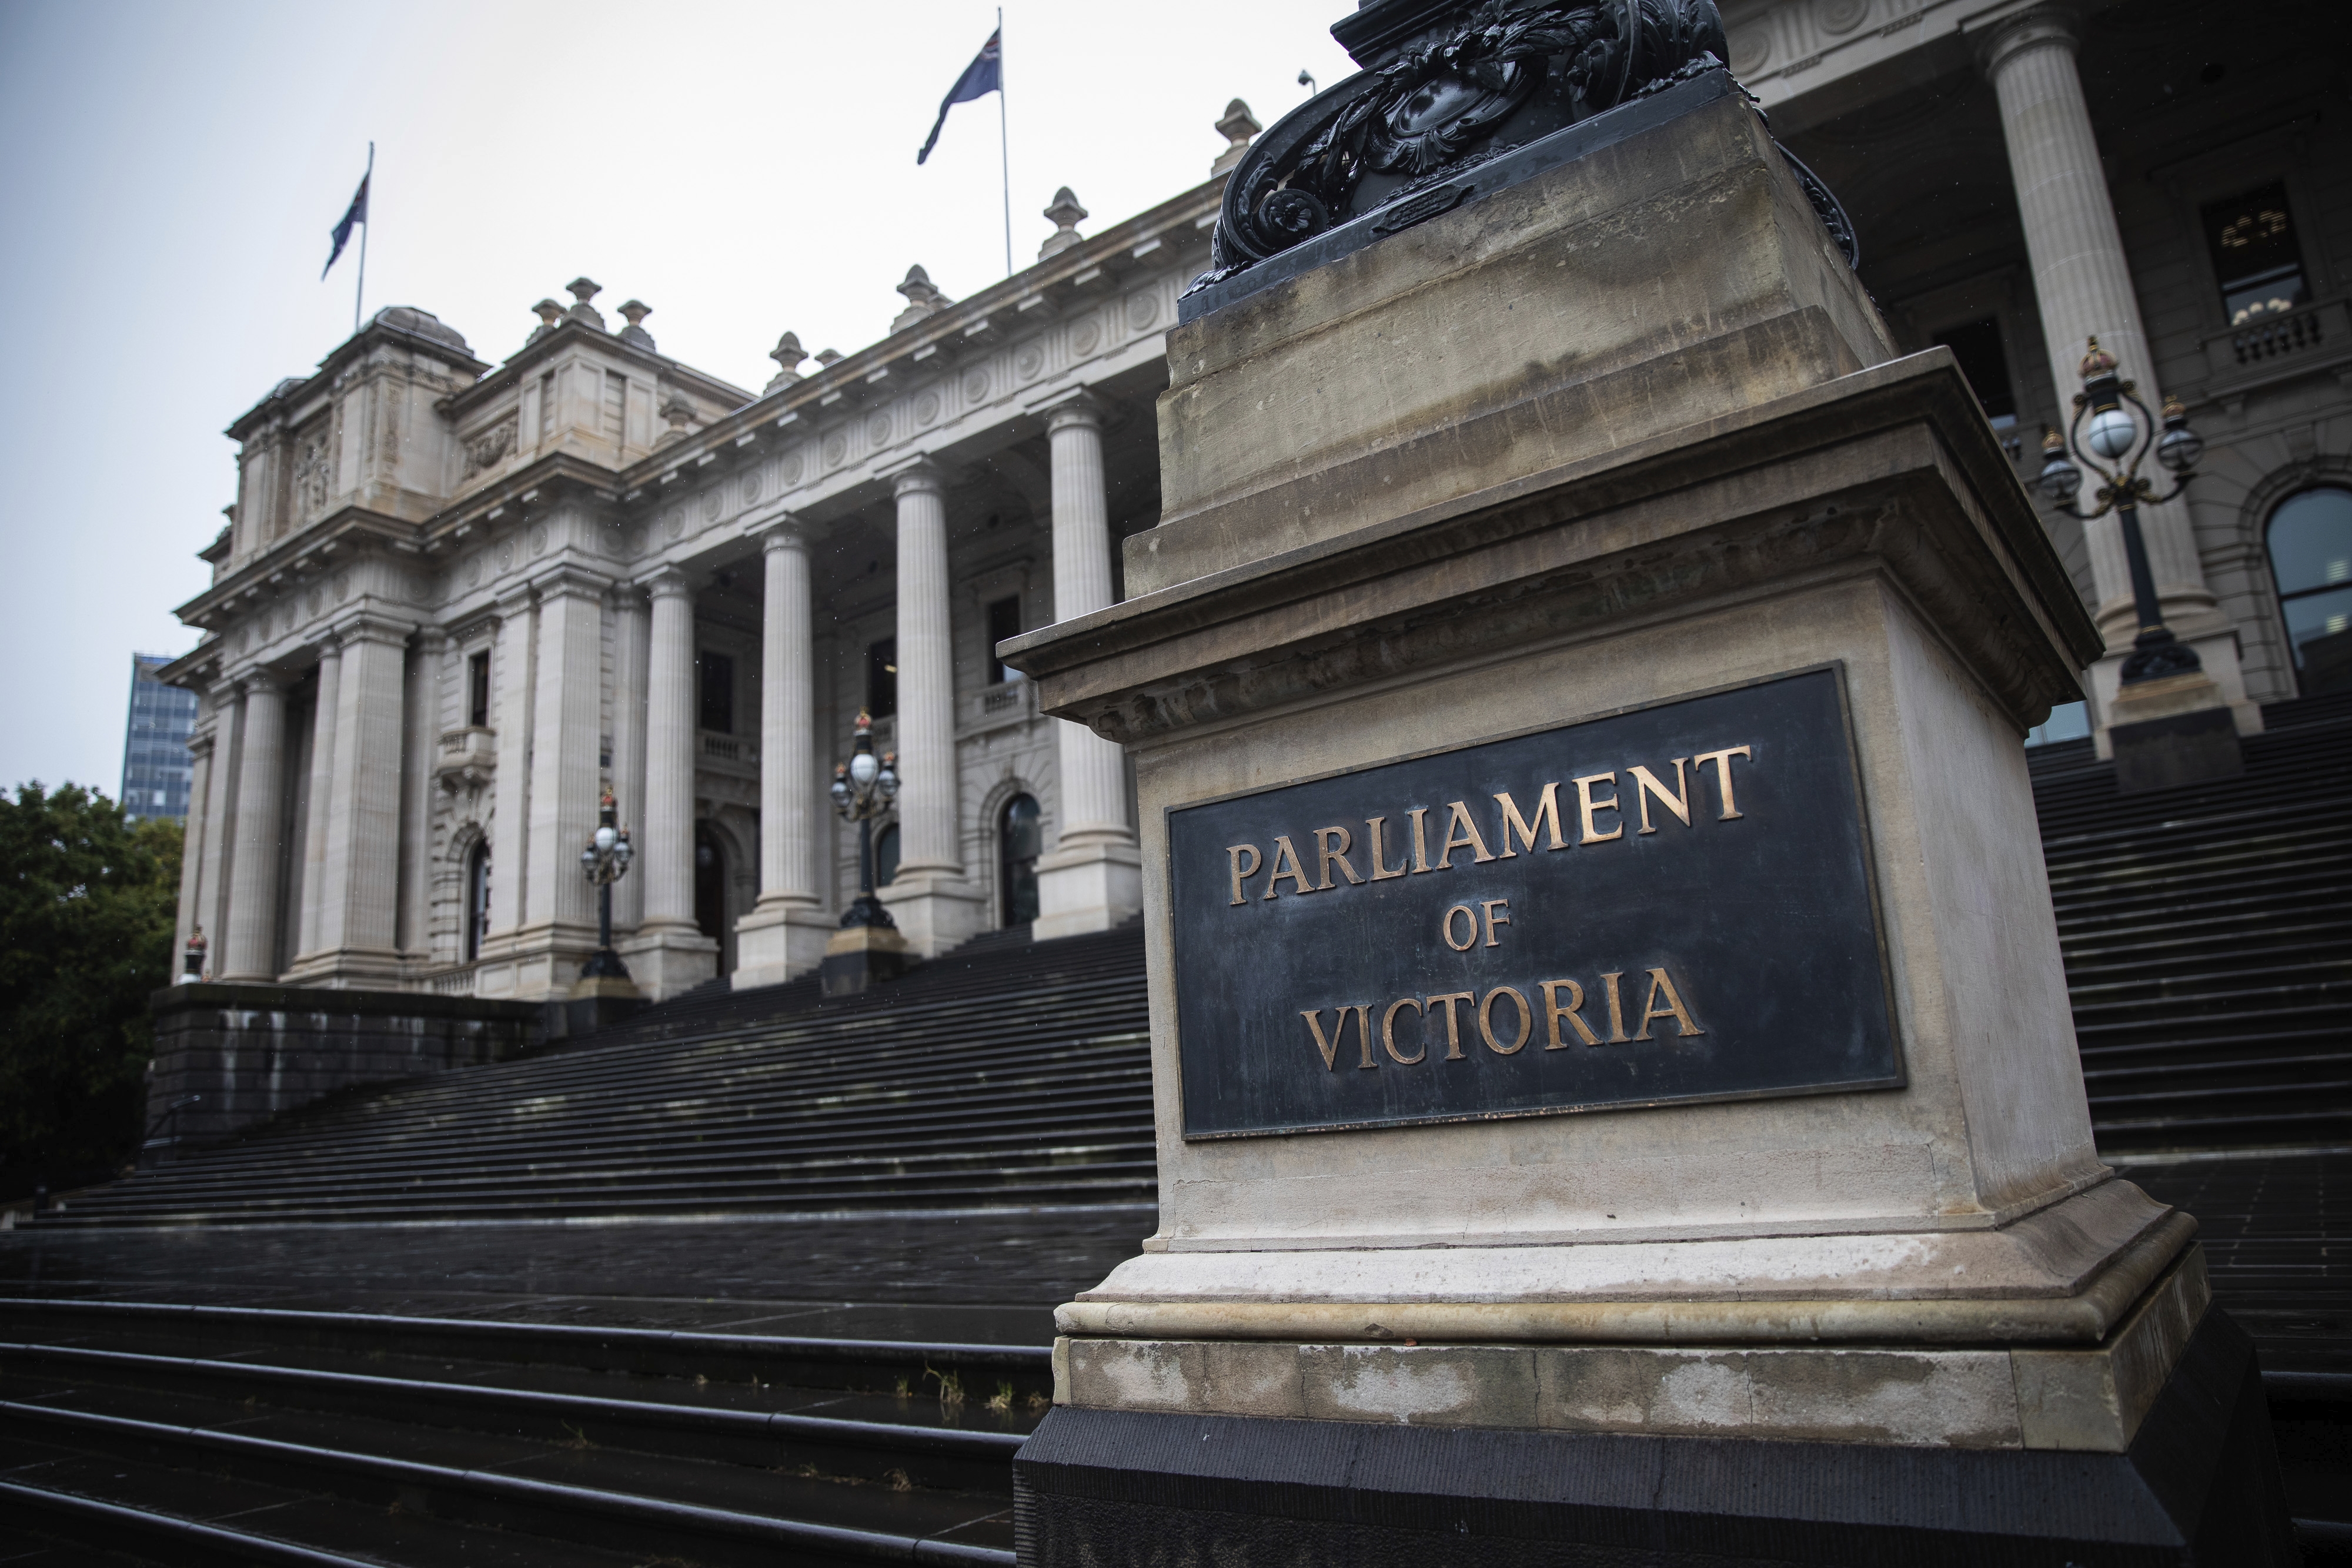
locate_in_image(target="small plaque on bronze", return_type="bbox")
[1165,666,1902,1138]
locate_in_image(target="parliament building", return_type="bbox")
[163,0,2351,1005]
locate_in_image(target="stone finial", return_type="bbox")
[814,349,844,367]
[655,387,695,448]
[1039,187,1090,260]
[616,299,655,351]
[1212,98,1262,176]
[528,297,564,342]
[764,331,807,393]
[891,265,951,333]
[564,277,606,330]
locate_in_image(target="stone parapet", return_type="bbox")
[145,984,543,1155]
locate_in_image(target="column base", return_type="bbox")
[1033,835,1142,942]
[2089,626,2263,762]
[2109,673,2246,794]
[1018,1303,2294,1566]
[732,900,833,991]
[820,923,914,997]
[617,921,720,1001]
[877,870,989,958]
[278,948,410,989]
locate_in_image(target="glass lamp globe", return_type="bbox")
[851,751,879,787]
[2037,453,2083,503]
[2084,406,2137,460]
[580,844,598,872]
[614,836,633,868]
[878,764,900,801]
[2157,422,2204,474]
[594,825,617,853]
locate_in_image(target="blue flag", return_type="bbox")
[322,173,369,280]
[916,29,1001,165]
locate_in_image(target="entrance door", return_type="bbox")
[1000,794,1041,928]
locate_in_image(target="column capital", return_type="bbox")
[323,610,415,650]
[187,730,218,760]
[751,513,814,553]
[493,581,536,616]
[1040,389,1109,435]
[236,667,289,696]
[644,564,695,600]
[527,561,616,603]
[1973,4,2078,75]
[884,457,954,499]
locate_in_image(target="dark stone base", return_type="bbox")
[544,993,644,1040]
[820,944,912,997]
[1014,1310,2295,1566]
[2112,707,2243,794]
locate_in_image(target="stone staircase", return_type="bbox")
[2029,691,2352,1156]
[34,923,1152,1229]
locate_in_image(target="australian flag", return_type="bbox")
[322,173,369,279]
[916,29,1001,165]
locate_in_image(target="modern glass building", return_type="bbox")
[121,653,198,821]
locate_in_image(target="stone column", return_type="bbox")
[219,672,288,982]
[523,571,608,989]
[482,588,535,966]
[397,628,443,956]
[878,461,985,957]
[192,682,236,969]
[1982,7,2257,743]
[734,520,830,988]
[1034,394,1144,940]
[628,566,717,995]
[292,638,340,967]
[609,585,650,935]
[177,711,215,968]
[312,617,410,984]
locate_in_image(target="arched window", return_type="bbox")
[465,841,492,962]
[1000,794,1041,929]
[2269,486,2352,695]
[694,825,726,942]
[874,824,901,887]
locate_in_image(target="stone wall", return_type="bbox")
[145,984,543,1156]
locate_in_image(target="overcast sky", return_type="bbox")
[0,0,1358,798]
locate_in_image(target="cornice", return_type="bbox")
[178,509,422,630]
[442,319,752,420]
[227,316,490,441]
[611,174,1229,494]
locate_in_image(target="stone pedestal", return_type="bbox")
[820,922,912,997]
[1003,68,2290,1566]
[732,904,833,991]
[1033,836,1143,944]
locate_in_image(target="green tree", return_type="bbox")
[0,784,182,1194]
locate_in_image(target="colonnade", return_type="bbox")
[192,399,1140,999]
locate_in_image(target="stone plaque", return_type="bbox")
[1167,666,1900,1138]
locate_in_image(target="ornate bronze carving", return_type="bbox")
[1197,0,1858,300]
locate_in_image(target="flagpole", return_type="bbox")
[997,8,1011,278]
[353,142,374,335]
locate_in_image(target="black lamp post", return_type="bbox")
[819,710,908,997]
[830,710,901,931]
[2034,336,2208,686]
[577,789,634,981]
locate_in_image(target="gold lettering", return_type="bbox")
[1636,969,1705,1039]
[1365,816,1409,881]
[1302,1009,1344,1070]
[1408,806,1432,872]
[1264,835,1315,898]
[1436,800,1495,868]
[1479,986,1534,1055]
[1541,979,1601,1048]
[1631,760,1692,835]
[1693,745,1752,820]
[1352,1003,1379,1068]
[1226,844,1262,906]
[1480,898,1511,947]
[1600,971,1631,1042]
[1382,997,1426,1064]
[1573,773,1623,844]
[1427,992,1476,1061]
[1493,784,1566,856]
[1441,904,1478,951]
[1315,825,1364,890]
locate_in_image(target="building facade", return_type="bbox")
[121,653,199,822]
[165,0,2352,1002]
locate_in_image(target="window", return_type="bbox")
[1931,317,2017,425]
[536,370,556,444]
[2203,183,2310,327]
[2269,486,2352,696]
[1000,794,1042,928]
[465,842,492,962]
[603,371,627,446]
[467,651,491,728]
[694,825,726,942]
[866,637,897,719]
[987,595,1024,684]
[874,824,901,887]
[698,651,734,734]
